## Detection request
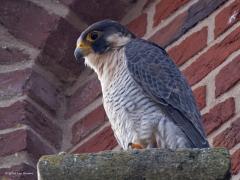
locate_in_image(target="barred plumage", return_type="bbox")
[74,19,209,150]
[99,48,191,150]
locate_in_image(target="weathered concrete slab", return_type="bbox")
[37,148,231,180]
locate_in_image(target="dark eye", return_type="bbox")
[87,31,100,41]
[90,32,99,40]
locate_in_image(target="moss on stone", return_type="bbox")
[37,148,231,180]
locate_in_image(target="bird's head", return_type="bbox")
[74,19,135,62]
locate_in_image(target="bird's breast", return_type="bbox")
[102,62,161,149]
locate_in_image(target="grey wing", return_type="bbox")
[125,39,209,148]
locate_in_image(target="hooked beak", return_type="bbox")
[74,41,92,62]
[74,48,84,62]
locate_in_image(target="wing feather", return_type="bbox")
[125,39,209,148]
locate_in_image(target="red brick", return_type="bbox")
[0,69,31,99]
[168,27,208,66]
[0,0,58,48]
[0,101,62,149]
[153,0,189,27]
[215,55,240,97]
[0,47,30,65]
[1,0,85,83]
[26,71,59,114]
[60,0,136,24]
[150,0,227,47]
[231,148,240,175]
[59,0,74,5]
[213,117,240,149]
[202,98,235,135]
[183,26,240,86]
[0,69,59,114]
[193,86,206,110]
[0,130,26,156]
[71,105,106,145]
[73,125,118,153]
[0,163,36,180]
[150,12,187,47]
[65,78,102,118]
[37,18,84,83]
[0,129,54,159]
[143,0,155,9]
[127,13,147,37]
[215,0,240,38]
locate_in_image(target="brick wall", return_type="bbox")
[0,0,239,179]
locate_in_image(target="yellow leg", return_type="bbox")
[128,142,144,149]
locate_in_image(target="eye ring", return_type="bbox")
[87,31,100,41]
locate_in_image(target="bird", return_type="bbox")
[74,19,209,150]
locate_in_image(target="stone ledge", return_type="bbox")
[37,148,231,180]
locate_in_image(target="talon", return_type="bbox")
[58,151,67,155]
[128,142,144,149]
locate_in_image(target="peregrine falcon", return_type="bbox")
[74,20,209,150]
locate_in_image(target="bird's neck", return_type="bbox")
[84,48,124,89]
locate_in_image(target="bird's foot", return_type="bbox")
[58,151,67,155]
[128,142,144,149]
